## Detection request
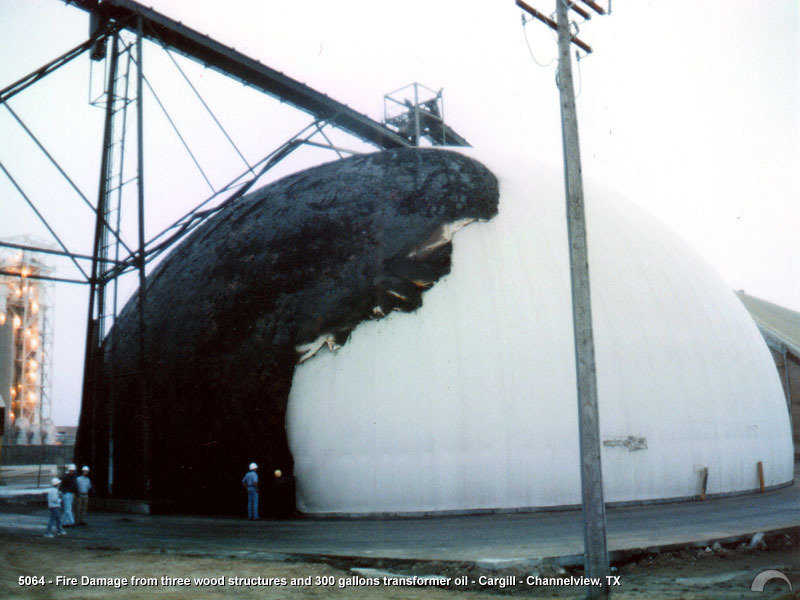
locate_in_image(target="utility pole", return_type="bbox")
[555,1,610,596]
[517,1,610,597]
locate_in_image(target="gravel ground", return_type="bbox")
[2,533,798,599]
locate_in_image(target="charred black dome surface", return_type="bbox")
[76,148,499,514]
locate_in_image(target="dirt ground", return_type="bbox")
[2,533,799,599]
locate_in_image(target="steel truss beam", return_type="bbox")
[0,269,89,286]
[0,241,122,266]
[101,118,334,282]
[67,0,416,150]
[0,161,90,281]
[3,103,134,257]
[0,30,111,106]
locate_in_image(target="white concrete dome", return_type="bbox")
[286,148,793,515]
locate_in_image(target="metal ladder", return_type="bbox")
[95,38,137,343]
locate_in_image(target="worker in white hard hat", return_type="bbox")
[75,466,92,526]
[241,462,259,520]
[59,464,78,527]
[44,477,66,537]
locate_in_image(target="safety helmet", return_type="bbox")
[249,462,258,470]
[67,463,76,471]
[51,477,61,486]
[82,466,90,472]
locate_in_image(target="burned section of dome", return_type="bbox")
[76,148,499,514]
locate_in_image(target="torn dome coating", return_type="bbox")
[75,148,499,514]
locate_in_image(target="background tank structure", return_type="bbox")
[0,247,55,446]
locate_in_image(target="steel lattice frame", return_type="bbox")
[0,0,467,497]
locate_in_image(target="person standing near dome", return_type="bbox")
[75,466,92,526]
[44,478,66,537]
[242,463,259,520]
[59,464,78,527]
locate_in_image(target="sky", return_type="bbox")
[0,0,798,426]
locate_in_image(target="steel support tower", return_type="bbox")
[0,0,469,498]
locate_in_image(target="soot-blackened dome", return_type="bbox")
[75,148,499,513]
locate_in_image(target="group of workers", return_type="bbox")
[44,463,92,537]
[43,460,288,535]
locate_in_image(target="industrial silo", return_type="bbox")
[0,249,54,446]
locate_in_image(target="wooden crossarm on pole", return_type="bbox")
[516,0,593,54]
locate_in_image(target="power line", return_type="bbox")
[521,15,556,67]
